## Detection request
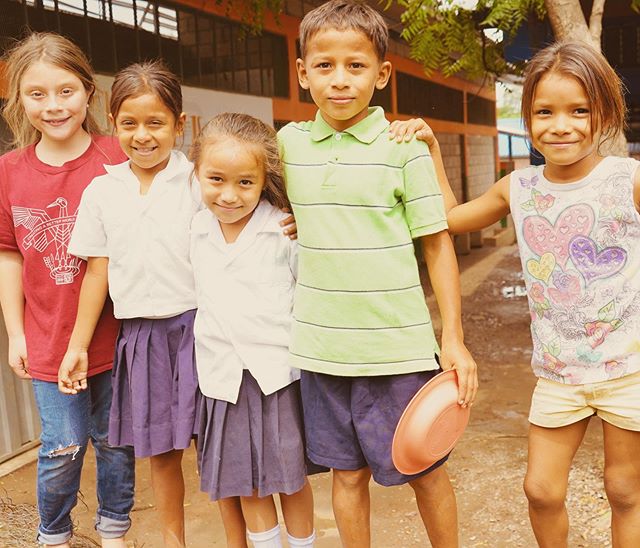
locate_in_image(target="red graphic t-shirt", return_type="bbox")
[0,136,127,382]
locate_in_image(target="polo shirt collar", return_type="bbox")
[310,107,389,144]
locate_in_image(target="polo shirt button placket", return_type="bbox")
[334,132,342,162]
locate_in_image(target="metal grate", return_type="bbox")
[467,95,496,127]
[396,71,463,122]
[1,0,290,98]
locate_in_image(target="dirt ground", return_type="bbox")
[0,244,613,547]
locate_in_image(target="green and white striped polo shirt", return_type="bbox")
[278,107,448,376]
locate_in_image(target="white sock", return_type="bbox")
[247,524,283,548]
[287,529,316,547]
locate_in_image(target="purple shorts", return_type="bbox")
[300,369,448,486]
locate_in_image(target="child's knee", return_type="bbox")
[39,438,86,474]
[333,467,371,490]
[523,474,566,508]
[604,471,640,511]
[46,442,82,459]
[408,465,450,495]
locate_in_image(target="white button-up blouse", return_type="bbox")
[69,150,200,319]
[190,200,299,403]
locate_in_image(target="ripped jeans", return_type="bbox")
[32,370,135,545]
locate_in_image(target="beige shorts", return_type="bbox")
[529,370,640,431]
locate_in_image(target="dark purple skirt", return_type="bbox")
[109,309,200,458]
[197,371,324,500]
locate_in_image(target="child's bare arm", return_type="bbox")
[426,137,458,213]
[447,175,511,234]
[58,256,109,394]
[421,230,478,406]
[0,250,30,379]
[633,166,640,212]
[408,122,511,230]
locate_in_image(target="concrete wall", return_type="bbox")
[467,134,496,199]
[434,133,497,203]
[435,132,464,202]
[435,133,504,251]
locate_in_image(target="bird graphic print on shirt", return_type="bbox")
[12,197,81,285]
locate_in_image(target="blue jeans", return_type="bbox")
[32,370,135,545]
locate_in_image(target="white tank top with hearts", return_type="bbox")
[510,156,640,384]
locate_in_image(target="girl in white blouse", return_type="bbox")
[190,113,317,548]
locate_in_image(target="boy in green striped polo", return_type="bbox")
[278,1,478,545]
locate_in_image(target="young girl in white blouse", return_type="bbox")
[190,113,317,548]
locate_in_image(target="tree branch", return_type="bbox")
[588,0,606,50]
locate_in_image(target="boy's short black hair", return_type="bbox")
[299,0,389,61]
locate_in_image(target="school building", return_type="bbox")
[0,0,499,462]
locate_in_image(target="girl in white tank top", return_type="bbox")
[415,41,640,546]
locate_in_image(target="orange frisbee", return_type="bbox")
[392,369,470,474]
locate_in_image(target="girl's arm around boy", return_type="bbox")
[415,123,510,232]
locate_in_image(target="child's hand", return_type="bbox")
[414,124,437,150]
[388,118,436,148]
[280,208,297,240]
[58,348,89,394]
[8,334,31,380]
[439,341,478,407]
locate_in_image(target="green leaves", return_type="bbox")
[396,0,545,78]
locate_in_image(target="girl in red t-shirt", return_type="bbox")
[0,32,134,548]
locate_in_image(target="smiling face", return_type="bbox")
[19,60,91,147]
[196,136,266,242]
[530,72,601,182]
[111,92,185,182]
[296,28,391,132]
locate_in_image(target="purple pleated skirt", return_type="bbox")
[109,309,201,458]
[197,370,324,500]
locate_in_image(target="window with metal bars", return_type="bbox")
[396,71,464,123]
[1,0,289,98]
[467,95,496,127]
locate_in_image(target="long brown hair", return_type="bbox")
[1,32,100,149]
[190,113,290,211]
[521,41,626,148]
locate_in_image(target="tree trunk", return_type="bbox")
[588,0,606,47]
[545,0,599,49]
[544,0,628,157]
[602,132,630,158]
